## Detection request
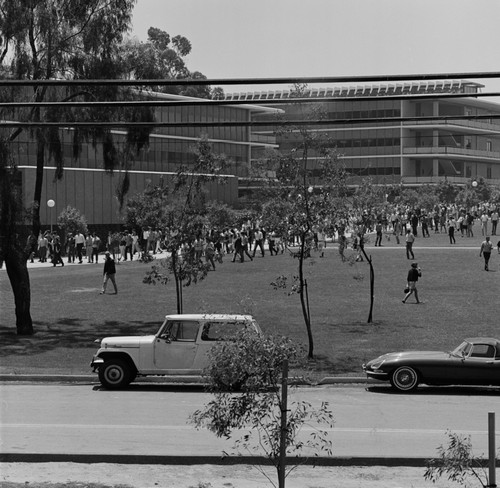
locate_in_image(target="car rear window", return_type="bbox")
[200,321,252,341]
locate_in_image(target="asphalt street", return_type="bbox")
[1,382,498,463]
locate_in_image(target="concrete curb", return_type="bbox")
[0,453,435,467]
[0,374,370,385]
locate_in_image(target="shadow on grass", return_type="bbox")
[329,320,383,333]
[0,319,161,357]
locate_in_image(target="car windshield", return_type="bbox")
[450,341,472,358]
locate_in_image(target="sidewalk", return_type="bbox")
[3,231,493,273]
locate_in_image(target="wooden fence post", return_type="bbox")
[487,412,496,488]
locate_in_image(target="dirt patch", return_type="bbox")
[0,463,456,488]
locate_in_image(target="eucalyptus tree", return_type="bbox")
[140,137,230,313]
[121,26,223,99]
[0,0,146,334]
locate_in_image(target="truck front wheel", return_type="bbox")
[98,358,132,389]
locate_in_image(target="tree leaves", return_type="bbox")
[424,431,489,487]
[190,331,335,485]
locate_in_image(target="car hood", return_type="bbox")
[100,335,156,348]
[368,350,450,365]
[385,351,448,360]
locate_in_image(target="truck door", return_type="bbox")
[154,320,199,371]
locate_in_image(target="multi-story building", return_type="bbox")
[8,80,500,230]
[9,91,278,228]
[229,80,500,188]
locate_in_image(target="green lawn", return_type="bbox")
[1,231,499,377]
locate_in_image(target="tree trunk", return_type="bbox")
[298,235,314,359]
[278,359,289,488]
[32,134,46,236]
[171,251,183,314]
[5,247,34,335]
[360,248,374,323]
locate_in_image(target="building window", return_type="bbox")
[487,166,492,179]
[486,140,492,152]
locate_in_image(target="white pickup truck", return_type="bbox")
[91,314,261,389]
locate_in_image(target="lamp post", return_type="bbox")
[47,199,55,233]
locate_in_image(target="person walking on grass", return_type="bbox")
[374,221,383,246]
[204,238,216,271]
[405,229,415,260]
[402,262,421,304]
[51,236,64,267]
[100,251,118,294]
[252,227,265,257]
[231,233,244,263]
[75,231,85,263]
[447,218,456,244]
[491,210,499,235]
[91,233,101,263]
[480,236,493,271]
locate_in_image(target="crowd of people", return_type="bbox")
[345,202,500,251]
[31,230,103,266]
[29,202,500,271]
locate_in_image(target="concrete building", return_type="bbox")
[9,91,279,229]
[8,80,500,230]
[227,80,500,188]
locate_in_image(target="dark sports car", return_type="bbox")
[362,337,500,392]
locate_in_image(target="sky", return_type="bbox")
[130,0,500,97]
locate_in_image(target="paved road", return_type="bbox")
[1,383,498,461]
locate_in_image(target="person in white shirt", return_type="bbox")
[74,231,85,263]
[252,228,265,257]
[480,212,489,236]
[480,236,493,271]
[491,211,499,235]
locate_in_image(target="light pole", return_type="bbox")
[47,199,55,233]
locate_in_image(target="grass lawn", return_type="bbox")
[1,231,499,378]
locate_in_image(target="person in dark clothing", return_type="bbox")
[51,236,64,267]
[402,262,421,304]
[100,251,118,294]
[411,214,419,236]
[374,221,383,246]
[232,234,244,263]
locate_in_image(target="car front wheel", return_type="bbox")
[390,366,419,392]
[98,358,132,389]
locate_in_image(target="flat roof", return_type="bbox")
[164,314,255,321]
[224,80,485,101]
[135,89,281,114]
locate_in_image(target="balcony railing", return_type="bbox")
[250,133,278,145]
[404,119,500,133]
[403,146,500,160]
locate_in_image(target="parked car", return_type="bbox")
[363,337,500,392]
[91,314,261,389]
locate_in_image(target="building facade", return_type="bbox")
[8,91,278,228]
[228,80,500,188]
[8,80,500,230]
